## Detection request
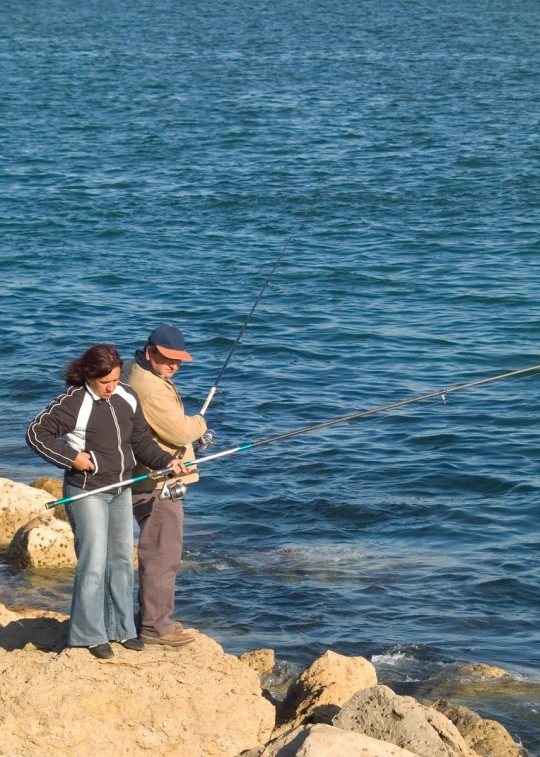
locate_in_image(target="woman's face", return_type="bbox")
[87,366,121,400]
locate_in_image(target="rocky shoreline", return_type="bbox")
[0,601,528,757]
[0,477,531,756]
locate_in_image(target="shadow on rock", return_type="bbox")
[308,703,341,724]
[0,616,68,652]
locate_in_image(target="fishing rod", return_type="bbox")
[199,210,311,420]
[45,362,540,509]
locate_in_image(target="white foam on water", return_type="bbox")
[371,651,414,665]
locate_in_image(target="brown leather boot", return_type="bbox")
[138,627,195,647]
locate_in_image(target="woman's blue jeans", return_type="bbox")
[65,483,137,646]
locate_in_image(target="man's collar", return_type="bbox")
[134,349,170,381]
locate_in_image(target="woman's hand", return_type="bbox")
[73,452,95,471]
[167,459,188,477]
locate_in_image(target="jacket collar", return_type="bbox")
[135,349,157,375]
[134,349,170,381]
[85,383,121,402]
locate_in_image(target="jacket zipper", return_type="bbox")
[107,399,125,485]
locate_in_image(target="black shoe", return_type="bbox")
[121,638,145,651]
[89,643,114,659]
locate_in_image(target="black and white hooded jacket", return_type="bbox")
[26,382,174,492]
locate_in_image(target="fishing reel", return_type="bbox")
[195,430,216,453]
[159,479,188,502]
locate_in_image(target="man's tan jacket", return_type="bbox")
[122,359,207,492]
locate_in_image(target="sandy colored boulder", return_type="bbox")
[274,650,377,735]
[0,478,50,545]
[0,604,274,757]
[30,477,63,500]
[30,477,68,521]
[6,512,138,570]
[241,723,423,757]
[333,685,480,757]
[0,604,21,626]
[429,700,528,757]
[449,663,509,680]
[240,648,276,675]
[6,512,77,569]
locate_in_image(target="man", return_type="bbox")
[122,324,207,646]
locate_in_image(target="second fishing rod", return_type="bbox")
[45,362,540,508]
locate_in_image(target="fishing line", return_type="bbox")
[45,363,540,508]
[199,202,314,418]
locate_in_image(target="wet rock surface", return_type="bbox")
[428,700,528,757]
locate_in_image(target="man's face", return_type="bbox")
[145,346,181,379]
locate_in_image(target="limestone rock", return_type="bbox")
[241,723,423,757]
[7,513,77,569]
[30,477,63,500]
[240,648,276,675]
[333,685,480,757]
[0,478,50,545]
[429,700,528,757]
[0,603,275,757]
[30,477,68,521]
[275,650,377,735]
[449,663,509,680]
[0,604,21,626]
[6,512,139,570]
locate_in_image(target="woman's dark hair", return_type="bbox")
[64,344,123,387]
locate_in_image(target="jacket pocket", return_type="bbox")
[87,450,100,476]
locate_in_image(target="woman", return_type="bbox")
[27,343,186,659]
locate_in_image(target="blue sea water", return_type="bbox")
[1,0,540,750]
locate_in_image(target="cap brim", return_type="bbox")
[155,345,193,361]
